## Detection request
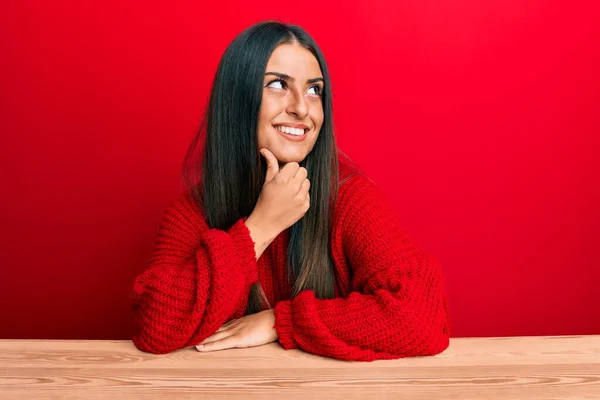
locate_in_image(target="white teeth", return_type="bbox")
[275,125,306,136]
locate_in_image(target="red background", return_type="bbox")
[1,1,599,340]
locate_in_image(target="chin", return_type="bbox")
[276,152,307,164]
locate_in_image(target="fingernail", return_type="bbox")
[196,345,204,349]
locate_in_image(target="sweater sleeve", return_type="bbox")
[273,175,451,362]
[131,191,258,354]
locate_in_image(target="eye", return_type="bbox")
[266,79,285,89]
[307,85,322,96]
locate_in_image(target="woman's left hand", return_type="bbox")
[196,309,278,352]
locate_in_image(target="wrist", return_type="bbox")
[244,215,279,260]
[245,215,279,242]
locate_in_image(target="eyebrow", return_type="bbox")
[265,72,324,84]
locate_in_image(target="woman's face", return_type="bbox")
[257,43,324,167]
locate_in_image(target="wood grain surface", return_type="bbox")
[1,335,599,399]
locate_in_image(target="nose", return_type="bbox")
[286,90,309,119]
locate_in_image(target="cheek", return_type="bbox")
[311,105,324,129]
[259,95,283,124]
[257,97,279,145]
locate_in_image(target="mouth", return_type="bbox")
[273,124,309,142]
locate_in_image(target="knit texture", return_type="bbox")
[132,160,451,361]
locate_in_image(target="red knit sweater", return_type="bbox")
[132,160,451,361]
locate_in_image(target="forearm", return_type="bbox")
[132,217,259,354]
[273,253,451,362]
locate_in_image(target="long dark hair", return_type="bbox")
[183,21,346,315]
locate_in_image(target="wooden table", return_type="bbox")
[1,335,599,399]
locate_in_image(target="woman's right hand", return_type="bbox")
[247,148,311,237]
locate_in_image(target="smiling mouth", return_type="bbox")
[273,125,310,142]
[273,125,309,136]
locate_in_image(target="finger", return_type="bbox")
[293,166,308,181]
[292,167,307,193]
[216,319,239,332]
[259,148,279,183]
[199,329,235,346]
[197,334,239,352]
[278,161,300,181]
[297,178,310,195]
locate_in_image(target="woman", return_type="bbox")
[131,21,451,362]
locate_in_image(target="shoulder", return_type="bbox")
[335,156,395,223]
[167,189,202,215]
[158,188,208,232]
[333,159,421,261]
[337,150,361,184]
[337,153,382,203]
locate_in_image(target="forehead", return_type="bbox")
[265,44,322,78]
